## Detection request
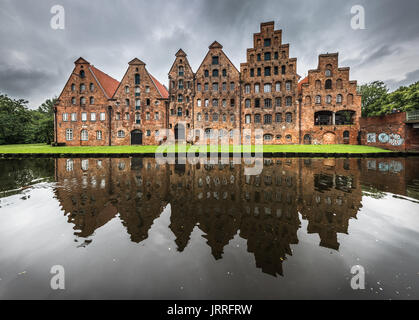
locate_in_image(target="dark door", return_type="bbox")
[174,123,185,141]
[131,130,142,145]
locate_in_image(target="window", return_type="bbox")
[90,112,96,121]
[286,81,291,91]
[305,96,312,105]
[89,97,94,104]
[275,113,282,123]
[245,99,251,108]
[255,83,260,93]
[204,70,209,77]
[274,66,278,75]
[222,99,227,107]
[337,79,343,89]
[196,113,201,121]
[205,99,209,107]
[213,113,219,121]
[275,82,281,92]
[146,112,150,120]
[178,94,183,102]
[257,54,261,61]
[71,97,76,105]
[145,86,150,93]
[80,70,85,78]
[116,112,121,120]
[81,112,87,122]
[264,98,272,108]
[230,99,235,107]
[126,99,130,106]
[135,99,140,110]
[135,113,141,124]
[212,83,218,91]
[285,96,292,106]
[204,83,208,91]
[325,69,332,77]
[245,84,250,93]
[230,82,235,90]
[89,83,94,91]
[71,84,75,91]
[222,114,227,122]
[100,112,105,121]
[135,74,140,84]
[254,114,261,123]
[286,134,292,141]
[197,83,202,91]
[212,56,219,65]
[62,113,69,121]
[264,114,272,124]
[286,112,292,123]
[325,79,332,89]
[326,95,332,104]
[80,97,86,105]
[96,131,102,140]
[255,98,260,108]
[315,95,321,104]
[125,86,129,93]
[212,69,219,77]
[205,113,209,121]
[257,68,261,76]
[197,99,202,107]
[125,113,130,120]
[81,129,88,141]
[264,52,271,61]
[117,130,125,138]
[337,94,343,104]
[264,83,271,93]
[71,113,77,121]
[230,114,235,122]
[177,107,182,117]
[274,52,279,60]
[245,114,251,124]
[222,69,227,77]
[66,129,73,141]
[315,80,321,89]
[275,97,281,107]
[281,65,286,74]
[212,99,218,107]
[264,67,271,76]
[264,38,271,47]
[178,66,184,76]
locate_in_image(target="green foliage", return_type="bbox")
[360,81,419,117]
[0,94,56,145]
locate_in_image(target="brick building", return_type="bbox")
[54,21,363,146]
[298,53,361,145]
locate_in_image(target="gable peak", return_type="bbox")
[209,41,223,49]
[175,49,187,57]
[128,58,146,66]
[74,57,90,65]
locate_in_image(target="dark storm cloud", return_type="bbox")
[0,0,418,108]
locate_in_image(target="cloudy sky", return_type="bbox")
[0,0,418,108]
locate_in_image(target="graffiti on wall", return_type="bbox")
[366,132,404,146]
[367,160,404,173]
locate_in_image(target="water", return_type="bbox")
[0,157,418,299]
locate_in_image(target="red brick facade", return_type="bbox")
[55,21,365,147]
[360,112,419,151]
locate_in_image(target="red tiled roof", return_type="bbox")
[149,74,169,99]
[298,76,308,94]
[90,65,120,98]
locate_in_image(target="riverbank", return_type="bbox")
[0,143,392,154]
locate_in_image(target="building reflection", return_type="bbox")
[52,156,418,276]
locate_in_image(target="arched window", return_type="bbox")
[96,131,102,140]
[89,83,94,91]
[204,99,209,107]
[117,130,125,138]
[264,98,272,108]
[286,112,292,123]
[315,95,321,104]
[285,96,292,106]
[286,134,292,142]
[275,97,281,107]
[255,98,260,108]
[325,69,332,77]
[125,86,129,93]
[336,94,343,104]
[80,97,86,105]
[177,107,182,116]
[71,97,76,105]
[135,113,141,124]
[275,113,282,123]
[222,69,227,77]
[146,98,150,106]
[178,79,183,89]
[71,84,75,91]
[245,84,251,93]
[275,82,281,92]
[197,113,202,121]
[254,83,260,93]
[326,95,332,104]
[80,83,86,92]
[305,95,311,105]
[325,79,332,89]
[135,99,140,110]
[79,70,85,78]
[197,99,202,107]
[81,129,88,141]
[245,114,251,124]
[126,98,130,106]
[212,99,218,107]
[212,113,219,121]
[212,69,218,77]
[343,131,350,138]
[205,113,209,121]
[285,81,292,91]
[264,83,272,93]
[178,94,183,102]
[304,134,312,145]
[178,66,184,76]
[135,74,140,84]
[281,65,286,74]
[245,99,251,108]
[264,134,273,141]
[204,70,209,77]
[222,114,227,122]
[254,114,261,123]
[135,86,140,96]
[230,114,235,122]
[89,97,94,104]
[264,114,272,124]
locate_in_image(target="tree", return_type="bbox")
[28,98,56,144]
[359,81,388,117]
[0,94,32,144]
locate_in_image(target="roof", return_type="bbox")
[90,65,120,98]
[298,76,309,94]
[149,74,169,99]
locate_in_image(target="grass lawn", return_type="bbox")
[0,143,392,154]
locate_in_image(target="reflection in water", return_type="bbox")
[47,156,418,277]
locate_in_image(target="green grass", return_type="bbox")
[0,143,392,154]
